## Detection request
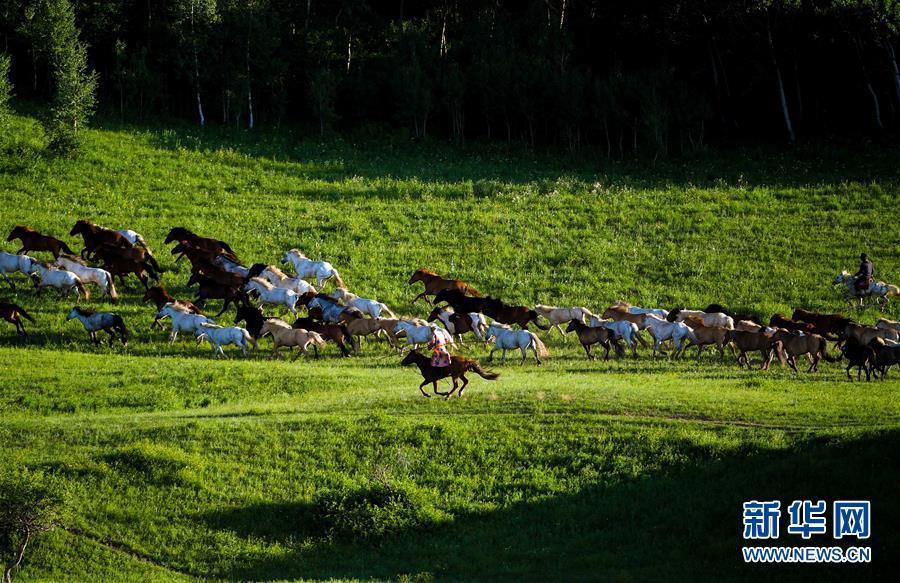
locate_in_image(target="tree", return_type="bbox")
[35,0,98,154]
[310,65,339,135]
[0,474,61,583]
[0,53,12,129]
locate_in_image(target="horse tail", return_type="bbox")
[819,338,838,362]
[532,334,550,357]
[382,304,397,319]
[531,310,551,331]
[112,314,129,343]
[310,331,327,347]
[145,251,163,273]
[75,280,89,300]
[242,328,257,350]
[332,271,345,289]
[18,307,35,323]
[634,329,650,348]
[145,262,161,282]
[467,360,499,380]
[464,284,482,297]
[60,241,76,255]
[887,284,900,297]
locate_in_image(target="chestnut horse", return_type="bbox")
[1,302,34,336]
[143,286,203,328]
[400,350,499,399]
[408,268,481,303]
[7,226,75,258]
[165,227,237,261]
[70,220,132,257]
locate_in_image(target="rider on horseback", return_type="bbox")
[428,327,451,367]
[853,253,874,294]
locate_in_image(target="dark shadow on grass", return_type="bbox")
[198,430,900,582]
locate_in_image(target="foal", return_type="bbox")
[7,226,75,258]
[0,302,34,336]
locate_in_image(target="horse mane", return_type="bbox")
[266,265,287,278]
[249,276,274,289]
[684,316,707,327]
[489,322,512,330]
[59,253,85,265]
[73,306,95,316]
[415,268,439,276]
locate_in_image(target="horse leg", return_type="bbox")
[418,380,431,397]
[410,292,427,304]
[458,374,469,397]
[555,324,566,336]
[521,345,528,364]
[583,342,593,360]
[501,349,508,364]
[807,355,819,373]
[0,272,13,289]
[446,378,460,400]
[432,381,447,396]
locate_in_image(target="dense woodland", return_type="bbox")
[2,1,900,154]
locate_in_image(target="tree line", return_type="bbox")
[2,1,900,155]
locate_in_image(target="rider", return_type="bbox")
[428,326,451,368]
[853,253,874,293]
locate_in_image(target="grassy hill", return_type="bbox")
[1,114,899,581]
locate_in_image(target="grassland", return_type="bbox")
[1,112,899,581]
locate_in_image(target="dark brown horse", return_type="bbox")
[70,220,132,256]
[433,288,487,312]
[187,264,246,288]
[7,226,75,258]
[408,268,481,303]
[291,316,355,356]
[400,350,499,399]
[91,243,161,280]
[566,320,623,360]
[165,228,237,261]
[791,308,853,338]
[482,299,550,330]
[0,302,34,336]
[769,314,817,334]
[143,286,203,328]
[189,274,247,316]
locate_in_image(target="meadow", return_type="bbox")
[1,113,899,581]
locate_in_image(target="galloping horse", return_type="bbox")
[29,261,89,300]
[330,288,397,318]
[400,350,498,399]
[143,286,202,328]
[247,264,316,295]
[195,323,255,358]
[70,220,133,257]
[833,271,899,308]
[54,255,118,302]
[485,323,549,364]
[281,249,344,289]
[0,252,36,289]
[65,307,129,345]
[408,268,481,303]
[7,226,75,258]
[165,227,238,261]
[0,302,34,336]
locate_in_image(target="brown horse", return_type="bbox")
[187,264,246,288]
[764,330,837,373]
[70,220,132,257]
[189,274,247,316]
[566,320,623,360]
[400,350,499,399]
[143,286,203,328]
[408,268,482,303]
[291,317,355,356]
[1,302,34,336]
[791,308,853,338]
[165,228,237,261]
[482,298,550,330]
[7,226,75,258]
[769,314,817,334]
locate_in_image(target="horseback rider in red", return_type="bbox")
[428,327,451,367]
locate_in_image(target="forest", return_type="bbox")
[2,1,900,154]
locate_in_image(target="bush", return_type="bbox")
[0,473,62,583]
[0,53,11,130]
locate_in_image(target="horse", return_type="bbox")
[212,255,249,278]
[764,330,836,373]
[839,337,876,381]
[842,323,899,346]
[7,226,75,258]
[0,251,37,289]
[54,255,118,302]
[427,307,488,345]
[70,220,133,257]
[195,323,255,358]
[725,329,780,368]
[281,249,344,289]
[291,317,355,357]
[330,287,397,318]
[876,318,900,334]
[534,304,595,336]
[345,317,402,350]
[116,229,151,251]
[601,305,653,329]
[234,305,267,340]
[669,308,734,329]
[769,314,817,334]
[400,350,499,399]
[190,274,247,316]
[566,320,623,360]
[609,301,668,319]
[247,264,316,294]
[485,323,548,364]
[642,317,697,358]
[28,261,88,300]
[480,298,550,330]
[157,303,215,342]
[868,338,900,379]
[65,307,128,345]
[244,277,300,315]
[0,302,34,336]
[702,304,761,325]
[260,319,327,360]
[187,263,246,289]
[791,308,853,338]
[433,288,487,313]
[833,271,899,308]
[682,317,735,360]
[408,268,482,303]
[165,227,237,261]
[393,320,455,354]
[588,316,647,358]
[297,291,363,323]
[143,286,202,328]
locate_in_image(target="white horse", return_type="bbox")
[671,309,734,329]
[244,277,300,315]
[256,265,316,294]
[393,320,455,353]
[588,316,646,357]
[54,256,118,302]
[429,307,488,344]
[833,271,899,308]
[213,255,250,278]
[65,307,129,345]
[330,288,397,318]
[116,229,150,249]
[195,323,255,358]
[643,317,697,358]
[0,252,37,289]
[533,304,594,336]
[282,249,345,289]
[611,301,669,318]
[485,323,549,364]
[157,303,214,342]
[28,261,88,300]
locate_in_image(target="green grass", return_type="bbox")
[1,113,899,581]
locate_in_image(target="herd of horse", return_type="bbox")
[2,221,900,398]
